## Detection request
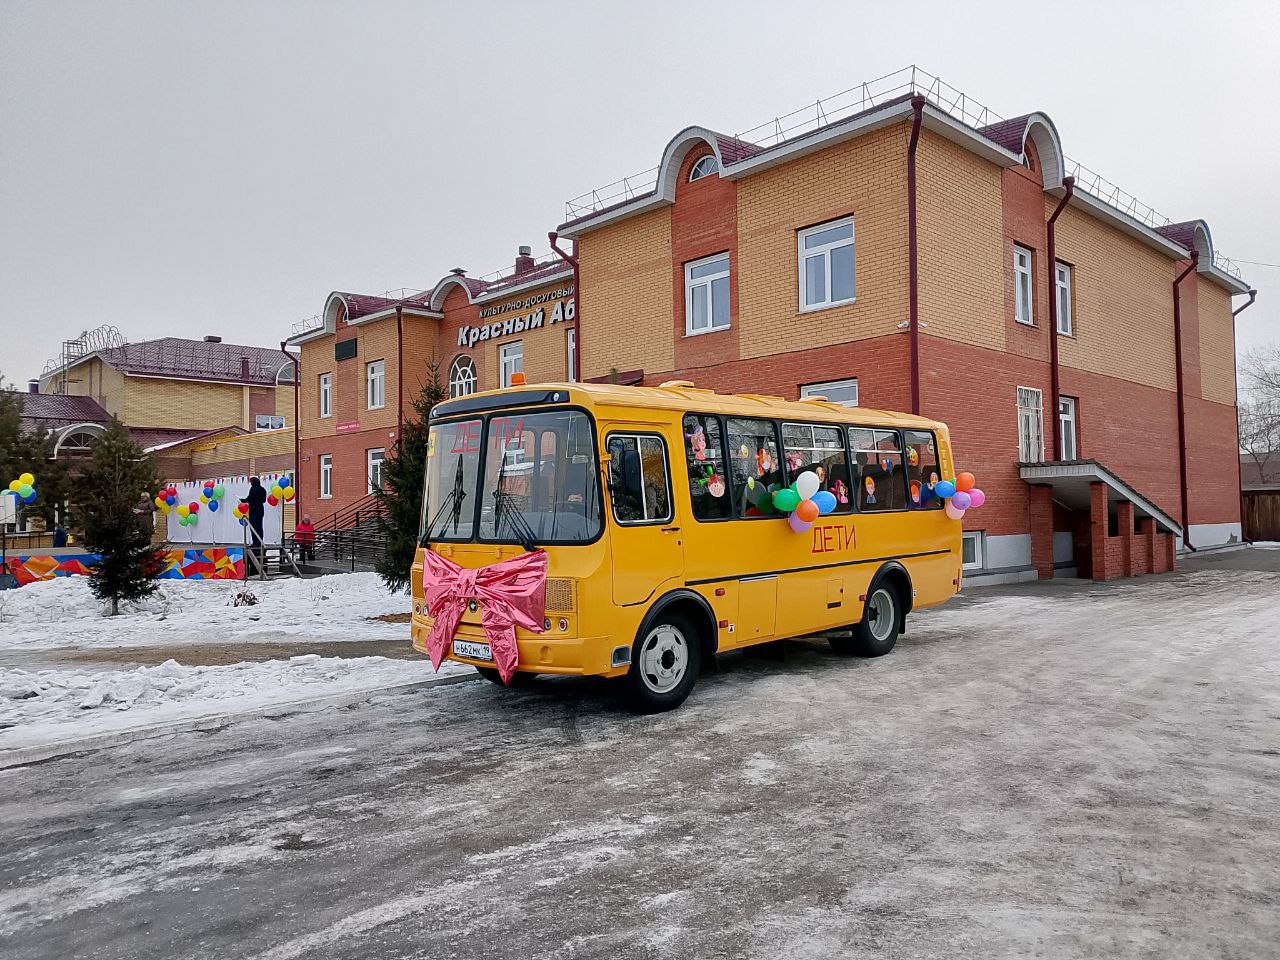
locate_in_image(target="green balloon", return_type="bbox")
[772,489,801,513]
[17,483,33,498]
[213,484,225,499]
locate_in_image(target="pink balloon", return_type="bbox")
[945,502,966,521]
[787,512,813,533]
[967,488,986,509]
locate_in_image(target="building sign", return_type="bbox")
[457,285,575,349]
[336,420,361,434]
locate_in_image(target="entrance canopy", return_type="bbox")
[1019,460,1181,536]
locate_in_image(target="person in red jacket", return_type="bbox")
[295,514,316,562]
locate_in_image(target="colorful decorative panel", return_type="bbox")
[2,547,245,586]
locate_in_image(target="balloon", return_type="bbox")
[199,494,209,505]
[207,498,219,512]
[177,505,190,518]
[787,512,813,533]
[213,484,225,499]
[935,480,956,499]
[795,499,819,523]
[812,490,837,515]
[967,488,986,509]
[267,494,280,507]
[794,471,820,501]
[7,480,19,492]
[283,486,295,502]
[18,472,34,487]
[23,492,36,504]
[239,517,248,527]
[17,483,33,499]
[154,497,164,509]
[166,495,176,506]
[944,502,966,521]
[956,472,976,493]
[950,490,972,511]
[772,488,801,513]
[189,501,200,513]
[270,485,283,498]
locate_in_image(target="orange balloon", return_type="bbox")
[955,471,976,492]
[795,499,819,523]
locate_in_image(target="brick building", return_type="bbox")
[288,249,575,523]
[554,77,1253,582]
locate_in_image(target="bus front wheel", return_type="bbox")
[621,614,702,713]
[831,583,900,658]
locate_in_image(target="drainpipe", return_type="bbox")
[1172,251,1199,551]
[395,304,405,441]
[279,340,299,497]
[1045,175,1075,460]
[907,95,925,415]
[1231,288,1259,542]
[549,231,581,382]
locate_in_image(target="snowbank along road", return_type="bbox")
[2,551,1279,959]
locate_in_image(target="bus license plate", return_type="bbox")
[453,640,492,661]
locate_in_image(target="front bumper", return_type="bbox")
[410,616,618,676]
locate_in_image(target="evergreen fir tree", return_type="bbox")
[71,419,166,615]
[376,359,446,591]
[0,382,25,488]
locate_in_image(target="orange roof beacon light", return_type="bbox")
[509,373,527,386]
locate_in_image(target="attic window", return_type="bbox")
[688,155,719,182]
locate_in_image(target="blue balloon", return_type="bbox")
[23,491,36,504]
[811,490,838,516]
[935,480,956,499]
[166,495,176,506]
[207,498,219,513]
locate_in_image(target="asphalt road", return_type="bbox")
[3,551,1279,959]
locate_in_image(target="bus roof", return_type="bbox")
[432,381,948,432]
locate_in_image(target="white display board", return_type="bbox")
[164,472,293,546]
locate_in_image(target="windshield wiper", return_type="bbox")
[492,454,538,553]
[422,458,467,542]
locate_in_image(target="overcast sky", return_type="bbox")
[2,0,1277,382]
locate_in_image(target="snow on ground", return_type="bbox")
[0,655,466,753]
[0,572,410,650]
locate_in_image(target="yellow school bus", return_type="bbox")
[411,380,961,712]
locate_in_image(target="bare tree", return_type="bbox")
[1239,345,1280,486]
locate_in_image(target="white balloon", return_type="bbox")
[945,502,966,521]
[795,470,820,501]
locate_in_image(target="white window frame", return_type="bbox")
[254,414,285,432]
[961,531,986,571]
[1055,261,1073,335]
[1014,245,1034,325]
[798,216,856,312]
[800,378,859,407]
[1058,396,1078,461]
[500,341,524,388]
[688,155,719,182]
[319,373,332,418]
[566,327,577,382]
[449,355,477,398]
[367,360,385,410]
[367,447,385,493]
[684,253,731,336]
[1017,386,1044,463]
[319,454,332,499]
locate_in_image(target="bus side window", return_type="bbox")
[682,414,731,521]
[727,417,784,518]
[904,429,943,509]
[608,434,671,524]
[782,422,853,513]
[851,427,898,512]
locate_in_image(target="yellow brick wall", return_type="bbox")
[274,382,296,424]
[190,428,295,468]
[916,130,1006,352]
[1052,201,1178,391]
[400,315,444,407]
[299,338,335,442]
[43,358,126,417]
[122,376,247,429]
[351,318,399,432]
[486,325,573,387]
[1197,281,1236,405]
[736,123,910,358]
[578,206,674,379]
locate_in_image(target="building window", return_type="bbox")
[1059,396,1078,461]
[962,531,986,571]
[367,360,385,409]
[800,378,858,407]
[449,355,477,398]
[798,217,856,311]
[319,373,332,418]
[1014,245,1034,325]
[606,434,672,524]
[1055,262,1073,335]
[566,328,577,382]
[319,454,332,498]
[1017,386,1044,463]
[688,154,719,182]
[255,414,285,431]
[684,253,731,335]
[367,448,385,492]
[500,341,524,388]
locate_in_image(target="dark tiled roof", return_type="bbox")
[977,115,1033,154]
[85,338,293,386]
[1153,221,1200,254]
[334,292,401,322]
[480,260,573,298]
[715,134,763,164]
[7,392,110,433]
[132,425,244,452]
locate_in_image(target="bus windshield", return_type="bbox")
[422,409,602,546]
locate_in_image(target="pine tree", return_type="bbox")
[376,359,447,592]
[71,419,166,615]
[0,382,25,488]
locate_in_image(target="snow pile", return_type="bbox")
[0,655,464,751]
[0,572,411,650]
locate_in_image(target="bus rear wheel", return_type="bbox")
[621,614,701,713]
[830,583,900,658]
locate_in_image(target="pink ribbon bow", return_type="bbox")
[422,549,548,684]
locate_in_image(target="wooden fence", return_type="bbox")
[1243,491,1280,542]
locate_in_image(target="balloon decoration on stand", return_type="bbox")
[933,470,988,522]
[234,502,250,527]
[775,470,838,534]
[6,472,38,506]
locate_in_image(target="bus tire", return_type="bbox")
[830,581,901,658]
[621,613,702,713]
[475,666,537,687]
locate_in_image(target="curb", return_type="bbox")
[0,670,478,770]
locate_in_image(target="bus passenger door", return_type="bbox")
[604,430,684,606]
